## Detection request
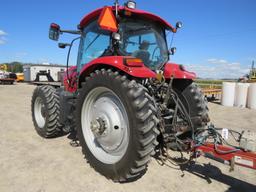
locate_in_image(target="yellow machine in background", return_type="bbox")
[249,61,256,82]
[238,61,256,82]
[0,64,7,71]
[16,73,24,82]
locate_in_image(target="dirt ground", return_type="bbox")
[0,83,255,192]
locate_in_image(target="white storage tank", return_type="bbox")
[234,83,250,108]
[247,83,256,109]
[221,82,236,107]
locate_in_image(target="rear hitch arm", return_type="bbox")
[193,143,256,170]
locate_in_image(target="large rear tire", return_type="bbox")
[31,85,61,138]
[76,69,159,182]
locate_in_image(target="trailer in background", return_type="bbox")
[0,78,15,84]
[0,70,16,84]
[23,64,66,82]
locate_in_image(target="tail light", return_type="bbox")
[124,58,144,67]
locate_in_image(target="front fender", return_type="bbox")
[164,63,196,79]
[63,66,78,93]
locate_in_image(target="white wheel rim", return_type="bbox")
[34,97,46,128]
[81,87,129,164]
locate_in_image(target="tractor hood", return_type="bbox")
[80,6,176,32]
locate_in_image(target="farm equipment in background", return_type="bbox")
[31,0,256,182]
[16,73,24,82]
[0,70,16,84]
[239,60,256,83]
[248,60,256,82]
[0,64,23,84]
[195,79,223,101]
[34,70,54,82]
[31,70,62,87]
[0,64,8,72]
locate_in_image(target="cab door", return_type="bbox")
[77,20,111,72]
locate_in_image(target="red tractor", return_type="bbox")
[31,1,256,182]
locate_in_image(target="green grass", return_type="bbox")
[194,79,235,89]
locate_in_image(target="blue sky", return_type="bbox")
[0,0,255,78]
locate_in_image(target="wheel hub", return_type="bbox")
[81,87,129,164]
[90,117,106,136]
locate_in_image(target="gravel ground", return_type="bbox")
[0,83,255,192]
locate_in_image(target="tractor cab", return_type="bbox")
[78,16,170,71]
[48,1,185,80]
[119,17,169,69]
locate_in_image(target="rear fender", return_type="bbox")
[78,56,156,88]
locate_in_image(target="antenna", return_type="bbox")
[114,0,119,17]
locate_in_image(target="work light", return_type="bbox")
[176,21,183,29]
[126,1,136,9]
[112,32,121,41]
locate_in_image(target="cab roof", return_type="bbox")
[80,6,176,32]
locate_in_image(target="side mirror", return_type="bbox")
[58,43,71,49]
[49,23,60,41]
[176,21,183,29]
[169,47,177,55]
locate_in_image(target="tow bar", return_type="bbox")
[192,125,256,170]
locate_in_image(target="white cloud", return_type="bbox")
[0,30,7,44]
[207,58,216,63]
[0,30,7,36]
[207,58,228,65]
[0,40,5,44]
[185,58,250,79]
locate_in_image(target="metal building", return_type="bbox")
[23,64,66,82]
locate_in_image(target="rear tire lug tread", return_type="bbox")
[76,69,159,182]
[139,134,155,147]
[137,110,153,122]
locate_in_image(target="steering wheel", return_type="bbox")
[151,46,160,61]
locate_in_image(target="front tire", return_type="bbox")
[76,69,159,182]
[31,85,60,138]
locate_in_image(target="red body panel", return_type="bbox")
[164,63,196,79]
[79,56,156,78]
[80,6,176,32]
[63,66,78,93]
[63,57,196,92]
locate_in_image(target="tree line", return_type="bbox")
[0,62,23,73]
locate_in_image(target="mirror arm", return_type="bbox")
[60,30,81,35]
